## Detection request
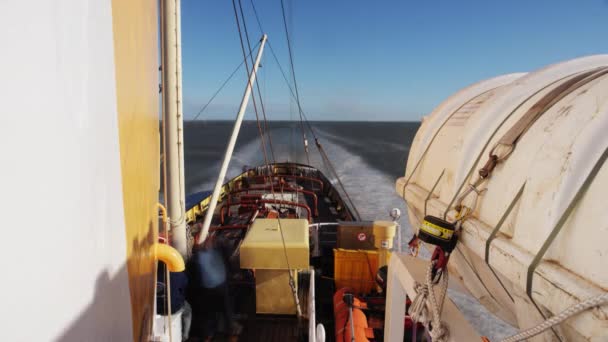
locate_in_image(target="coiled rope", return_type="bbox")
[410,260,450,342]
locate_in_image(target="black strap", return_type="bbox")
[485,183,526,263]
[483,183,526,303]
[424,169,445,217]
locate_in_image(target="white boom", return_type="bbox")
[198,34,268,244]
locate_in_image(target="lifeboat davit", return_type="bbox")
[398,55,608,341]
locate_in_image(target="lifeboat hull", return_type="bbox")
[398,55,608,341]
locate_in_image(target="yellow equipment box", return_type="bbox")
[240,219,309,314]
[255,269,298,314]
[240,219,309,269]
[334,248,391,295]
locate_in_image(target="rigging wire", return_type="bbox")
[190,41,260,121]
[279,0,311,165]
[248,0,307,207]
[249,0,298,163]
[232,0,302,317]
[231,0,271,171]
[236,0,286,211]
[315,138,362,220]
[240,1,301,227]
[248,0,264,34]
[266,40,362,220]
[248,0,360,219]
[238,0,289,211]
[274,0,315,193]
[237,0,277,164]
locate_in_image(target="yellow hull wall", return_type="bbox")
[111,1,160,340]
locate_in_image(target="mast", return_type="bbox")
[161,0,188,257]
[198,34,268,244]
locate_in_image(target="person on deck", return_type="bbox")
[187,233,242,341]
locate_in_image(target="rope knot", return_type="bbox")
[409,260,451,342]
[414,282,429,297]
[429,322,449,342]
[410,281,431,326]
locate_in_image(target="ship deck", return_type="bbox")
[185,163,355,341]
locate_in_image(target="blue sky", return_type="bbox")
[181,0,608,121]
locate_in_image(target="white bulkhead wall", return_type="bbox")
[0,1,133,341]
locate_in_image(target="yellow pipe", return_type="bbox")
[157,203,168,224]
[154,243,185,272]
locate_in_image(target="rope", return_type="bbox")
[265,41,317,145]
[315,139,362,220]
[279,0,310,165]
[410,260,450,342]
[231,0,301,316]
[190,42,259,121]
[265,39,363,219]
[237,0,276,164]
[500,293,608,342]
[245,0,285,168]
[248,0,264,34]
[244,1,354,312]
[231,0,271,171]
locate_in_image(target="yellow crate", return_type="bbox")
[255,269,298,314]
[240,219,309,270]
[334,248,389,295]
[240,219,309,315]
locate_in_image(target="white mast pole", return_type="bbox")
[162,0,188,257]
[198,34,268,245]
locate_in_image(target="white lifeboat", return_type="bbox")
[397,55,608,341]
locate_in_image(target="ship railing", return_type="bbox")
[309,222,340,257]
[220,199,312,223]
